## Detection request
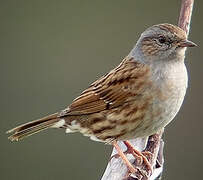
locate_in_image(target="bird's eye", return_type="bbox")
[158,36,166,44]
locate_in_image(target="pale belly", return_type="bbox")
[127,89,186,139]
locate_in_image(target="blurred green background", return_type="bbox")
[1,0,202,179]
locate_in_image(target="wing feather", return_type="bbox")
[61,57,150,116]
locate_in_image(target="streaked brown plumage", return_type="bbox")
[8,57,153,142]
[7,23,196,175]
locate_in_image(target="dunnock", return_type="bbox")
[7,23,196,174]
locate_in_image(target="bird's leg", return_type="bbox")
[123,140,153,173]
[112,141,137,174]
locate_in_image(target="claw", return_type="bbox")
[123,141,153,175]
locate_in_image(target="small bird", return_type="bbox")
[7,23,196,174]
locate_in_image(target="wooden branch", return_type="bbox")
[178,0,194,36]
[101,0,195,179]
[101,132,164,180]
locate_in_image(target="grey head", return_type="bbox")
[130,23,197,64]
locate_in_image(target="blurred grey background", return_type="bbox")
[1,0,202,179]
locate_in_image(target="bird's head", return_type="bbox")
[131,23,197,63]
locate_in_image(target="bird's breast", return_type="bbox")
[142,61,188,135]
[115,61,188,139]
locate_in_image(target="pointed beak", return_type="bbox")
[178,40,197,47]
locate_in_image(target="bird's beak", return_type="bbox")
[178,40,197,47]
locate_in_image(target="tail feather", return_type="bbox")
[7,113,60,142]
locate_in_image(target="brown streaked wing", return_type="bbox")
[61,57,150,116]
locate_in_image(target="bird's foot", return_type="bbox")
[111,140,154,177]
[112,141,137,174]
[123,141,153,176]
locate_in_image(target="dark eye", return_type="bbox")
[158,36,166,44]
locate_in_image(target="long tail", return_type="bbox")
[7,113,61,142]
